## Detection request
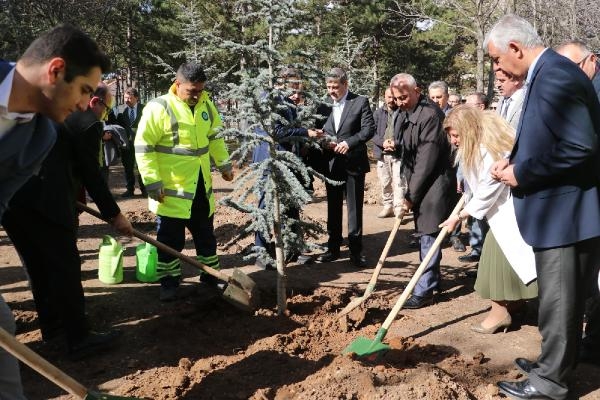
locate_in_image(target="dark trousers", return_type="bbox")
[529,236,600,399]
[2,209,88,344]
[156,176,216,286]
[325,173,365,255]
[121,144,145,192]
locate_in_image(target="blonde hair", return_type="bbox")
[443,105,515,177]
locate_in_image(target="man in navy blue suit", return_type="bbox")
[487,15,600,400]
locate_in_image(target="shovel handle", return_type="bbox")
[381,195,466,331]
[0,327,87,398]
[76,202,228,283]
[366,211,405,288]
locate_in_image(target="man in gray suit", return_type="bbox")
[495,69,525,129]
[0,24,109,400]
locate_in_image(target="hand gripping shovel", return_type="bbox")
[342,196,465,358]
[77,202,260,312]
[338,210,406,317]
[0,327,141,399]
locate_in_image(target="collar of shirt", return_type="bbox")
[332,91,348,107]
[0,65,36,123]
[526,47,548,86]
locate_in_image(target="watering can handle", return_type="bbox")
[104,235,124,277]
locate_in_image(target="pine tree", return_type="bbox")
[218,0,329,315]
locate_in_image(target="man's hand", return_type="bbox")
[495,164,518,187]
[491,159,509,181]
[102,131,112,141]
[222,170,234,181]
[148,188,165,203]
[308,129,324,138]
[110,213,133,236]
[402,198,413,212]
[439,215,460,232]
[334,141,349,155]
[383,139,395,152]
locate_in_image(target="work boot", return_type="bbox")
[377,206,394,218]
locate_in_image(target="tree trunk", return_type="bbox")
[476,28,485,93]
[272,194,287,315]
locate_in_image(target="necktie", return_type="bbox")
[501,98,511,119]
[129,107,135,125]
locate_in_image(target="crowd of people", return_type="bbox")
[1,14,600,400]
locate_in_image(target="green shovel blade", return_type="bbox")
[342,328,391,358]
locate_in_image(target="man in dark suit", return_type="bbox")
[389,73,452,309]
[114,87,146,197]
[556,40,600,368]
[317,68,375,267]
[3,83,132,360]
[488,15,600,400]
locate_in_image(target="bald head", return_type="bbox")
[556,40,598,80]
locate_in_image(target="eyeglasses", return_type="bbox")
[96,97,109,108]
[576,54,590,67]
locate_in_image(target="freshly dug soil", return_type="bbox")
[1,165,599,399]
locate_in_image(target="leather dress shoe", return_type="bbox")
[120,190,135,198]
[317,251,339,263]
[497,379,551,399]
[515,357,538,374]
[68,329,121,360]
[458,251,480,263]
[350,253,367,268]
[449,236,466,252]
[404,295,434,309]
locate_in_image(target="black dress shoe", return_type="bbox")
[497,379,551,399]
[350,253,367,268]
[515,358,538,374]
[317,251,339,263]
[404,295,434,309]
[68,329,121,360]
[120,190,135,198]
[458,251,480,263]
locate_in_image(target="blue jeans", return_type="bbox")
[414,233,442,297]
[469,218,489,256]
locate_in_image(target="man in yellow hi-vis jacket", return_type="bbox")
[135,62,233,301]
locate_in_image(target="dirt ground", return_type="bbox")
[1,164,599,400]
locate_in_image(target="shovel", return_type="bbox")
[342,196,465,358]
[338,210,405,317]
[77,202,260,312]
[0,327,141,399]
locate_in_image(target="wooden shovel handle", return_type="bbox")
[0,327,87,398]
[381,195,466,331]
[367,211,405,288]
[76,202,228,283]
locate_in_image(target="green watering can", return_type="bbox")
[135,242,158,283]
[98,235,124,284]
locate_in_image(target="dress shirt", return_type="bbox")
[332,91,348,132]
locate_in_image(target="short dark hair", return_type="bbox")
[93,82,109,100]
[326,67,348,84]
[125,87,139,98]
[20,24,111,83]
[176,62,207,83]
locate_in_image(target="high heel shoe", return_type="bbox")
[470,314,512,334]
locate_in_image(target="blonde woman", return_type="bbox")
[440,105,537,334]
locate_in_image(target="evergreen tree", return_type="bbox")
[218,0,329,315]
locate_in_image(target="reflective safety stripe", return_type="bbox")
[135,144,155,153]
[145,181,163,191]
[155,145,208,156]
[196,255,220,271]
[135,144,209,156]
[163,188,194,200]
[156,259,181,278]
[151,98,180,145]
